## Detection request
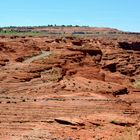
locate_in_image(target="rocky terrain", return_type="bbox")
[0,32,140,140]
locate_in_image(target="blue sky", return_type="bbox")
[0,0,140,32]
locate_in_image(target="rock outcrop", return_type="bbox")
[0,34,139,140]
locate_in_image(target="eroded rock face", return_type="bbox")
[0,35,139,88]
[119,42,140,51]
[101,43,140,76]
[68,45,102,57]
[1,35,139,92]
[0,35,140,140]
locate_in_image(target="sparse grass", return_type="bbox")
[0,30,48,36]
[0,89,9,94]
[133,79,140,89]
[110,120,120,124]
[43,67,63,82]
[114,128,138,140]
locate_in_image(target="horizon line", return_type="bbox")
[0,25,140,33]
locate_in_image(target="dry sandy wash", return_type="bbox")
[0,34,140,140]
